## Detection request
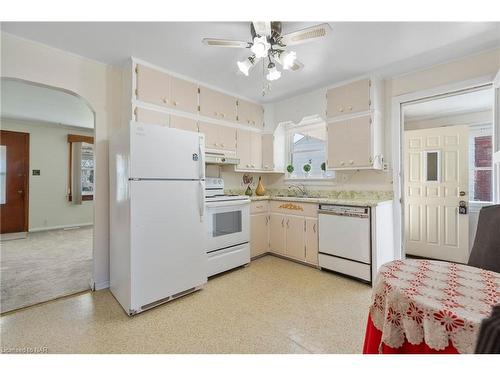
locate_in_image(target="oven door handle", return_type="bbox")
[205,199,251,208]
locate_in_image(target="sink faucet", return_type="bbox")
[288,184,308,197]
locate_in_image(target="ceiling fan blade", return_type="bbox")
[252,22,272,37]
[202,38,249,48]
[281,23,332,46]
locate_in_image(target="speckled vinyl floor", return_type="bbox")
[0,256,372,354]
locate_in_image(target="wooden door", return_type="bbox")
[285,215,305,260]
[262,134,274,170]
[218,126,237,152]
[170,76,198,114]
[136,64,171,107]
[135,107,170,126]
[269,213,286,254]
[170,115,198,133]
[0,130,29,234]
[250,132,262,169]
[404,125,469,263]
[250,213,268,257]
[198,122,219,149]
[236,129,252,169]
[305,218,319,265]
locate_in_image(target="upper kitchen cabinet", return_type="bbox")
[170,115,198,133]
[135,107,170,127]
[237,99,264,127]
[135,64,171,108]
[199,122,236,153]
[169,76,199,114]
[236,129,262,170]
[261,134,274,170]
[135,64,198,114]
[326,78,382,119]
[199,86,237,122]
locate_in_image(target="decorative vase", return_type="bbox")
[245,185,253,196]
[255,176,266,196]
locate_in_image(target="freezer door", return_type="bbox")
[130,122,205,180]
[130,180,207,311]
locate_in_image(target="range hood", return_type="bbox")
[205,152,240,165]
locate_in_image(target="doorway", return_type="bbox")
[0,130,29,235]
[0,78,96,313]
[401,86,494,263]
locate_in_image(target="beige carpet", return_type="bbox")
[0,256,372,353]
[0,227,93,313]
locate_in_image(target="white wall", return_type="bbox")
[1,118,94,231]
[1,32,122,289]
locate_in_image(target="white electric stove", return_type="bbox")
[204,178,250,277]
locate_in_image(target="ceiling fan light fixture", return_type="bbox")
[280,50,297,70]
[250,36,271,58]
[266,63,281,81]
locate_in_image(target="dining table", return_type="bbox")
[363,258,500,354]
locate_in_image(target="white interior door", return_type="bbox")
[493,69,500,202]
[404,125,469,263]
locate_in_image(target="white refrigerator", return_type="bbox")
[109,121,206,315]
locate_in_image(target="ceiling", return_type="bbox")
[2,22,499,103]
[403,88,493,121]
[1,78,95,128]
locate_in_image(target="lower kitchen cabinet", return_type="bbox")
[250,213,268,257]
[284,216,305,260]
[269,213,286,255]
[305,218,319,265]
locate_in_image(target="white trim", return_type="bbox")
[94,280,110,290]
[391,75,496,260]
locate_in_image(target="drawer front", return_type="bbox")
[318,253,371,282]
[270,201,318,217]
[251,201,269,214]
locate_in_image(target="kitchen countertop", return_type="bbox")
[248,195,392,207]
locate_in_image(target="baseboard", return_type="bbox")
[94,280,110,290]
[29,223,94,232]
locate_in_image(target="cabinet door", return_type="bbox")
[305,218,318,265]
[136,64,171,107]
[238,99,263,127]
[285,216,305,261]
[199,86,237,122]
[269,213,286,255]
[218,126,237,152]
[262,134,274,170]
[327,85,347,118]
[345,79,370,114]
[170,76,198,114]
[250,132,262,169]
[170,115,198,133]
[198,122,219,149]
[135,107,170,126]
[344,115,372,167]
[251,213,269,257]
[236,129,252,169]
[327,119,349,168]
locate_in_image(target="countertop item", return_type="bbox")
[364,259,500,354]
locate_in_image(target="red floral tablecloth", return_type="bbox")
[363,259,500,354]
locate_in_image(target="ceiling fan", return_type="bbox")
[202,22,331,83]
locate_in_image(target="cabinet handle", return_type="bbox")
[265,216,269,224]
[348,106,352,111]
[162,98,169,104]
[281,218,284,227]
[313,223,316,233]
[173,101,178,106]
[214,111,218,116]
[246,164,251,168]
[221,143,225,147]
[339,107,344,112]
[220,113,225,118]
[349,160,354,165]
[286,219,290,228]
[340,161,345,166]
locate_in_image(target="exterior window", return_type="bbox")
[81,143,94,197]
[0,145,6,204]
[288,122,330,179]
[469,126,493,202]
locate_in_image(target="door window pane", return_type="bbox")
[213,211,242,237]
[425,151,439,182]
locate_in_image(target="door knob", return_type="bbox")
[18,190,23,194]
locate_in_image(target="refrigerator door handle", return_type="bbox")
[199,180,205,221]
[199,136,205,180]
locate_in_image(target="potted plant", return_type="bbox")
[286,164,295,178]
[303,163,311,177]
[321,162,327,177]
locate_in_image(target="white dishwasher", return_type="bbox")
[318,204,372,283]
